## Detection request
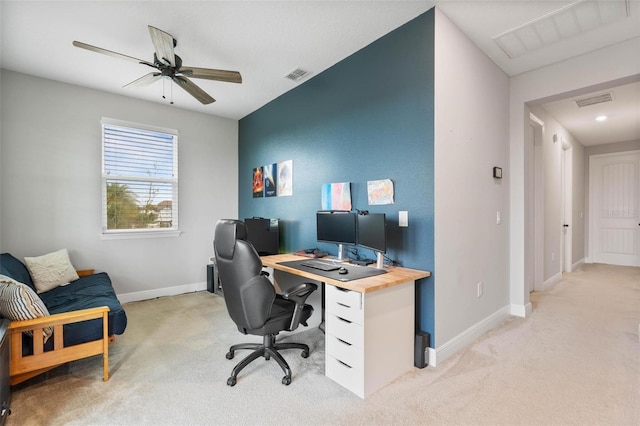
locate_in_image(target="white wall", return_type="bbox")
[434,9,511,356]
[0,70,238,300]
[509,37,640,313]
[529,105,586,284]
[585,139,640,157]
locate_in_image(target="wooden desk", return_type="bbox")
[261,254,431,398]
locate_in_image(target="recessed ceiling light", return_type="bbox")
[596,115,608,122]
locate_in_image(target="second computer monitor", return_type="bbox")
[357,213,387,254]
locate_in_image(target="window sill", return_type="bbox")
[99,230,183,240]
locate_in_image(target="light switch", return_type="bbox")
[399,211,409,227]
[496,211,501,225]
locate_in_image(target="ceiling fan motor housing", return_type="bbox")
[154,53,183,78]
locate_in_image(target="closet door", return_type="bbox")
[589,151,640,267]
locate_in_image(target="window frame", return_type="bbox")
[100,117,180,239]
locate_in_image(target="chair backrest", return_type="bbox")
[214,219,275,332]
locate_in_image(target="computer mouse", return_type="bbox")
[338,267,348,274]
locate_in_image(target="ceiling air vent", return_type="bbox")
[284,67,309,82]
[493,0,630,59]
[574,93,614,108]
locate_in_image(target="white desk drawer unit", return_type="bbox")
[325,284,365,397]
[324,281,416,399]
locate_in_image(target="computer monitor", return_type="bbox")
[356,213,386,269]
[316,211,356,260]
[244,217,280,256]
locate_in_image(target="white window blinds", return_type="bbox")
[102,118,178,234]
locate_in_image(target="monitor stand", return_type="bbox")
[336,244,346,261]
[375,251,384,269]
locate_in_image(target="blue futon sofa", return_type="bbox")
[0,253,127,384]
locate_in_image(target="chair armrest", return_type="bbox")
[280,283,318,331]
[280,282,318,306]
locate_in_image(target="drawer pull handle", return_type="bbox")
[336,287,350,293]
[337,338,352,346]
[336,316,352,324]
[337,302,351,308]
[337,360,352,369]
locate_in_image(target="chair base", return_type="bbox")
[225,334,309,386]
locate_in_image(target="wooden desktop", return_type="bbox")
[261,253,431,398]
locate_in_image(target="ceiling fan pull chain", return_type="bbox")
[162,78,166,100]
[170,80,174,105]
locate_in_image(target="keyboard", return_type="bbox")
[300,260,341,271]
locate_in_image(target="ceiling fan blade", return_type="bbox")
[148,25,175,67]
[173,76,215,104]
[124,73,162,88]
[179,67,242,84]
[72,41,154,67]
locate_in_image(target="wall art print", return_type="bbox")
[253,160,293,198]
[367,179,394,205]
[321,182,352,211]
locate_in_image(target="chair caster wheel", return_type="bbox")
[282,376,291,386]
[226,351,234,360]
[227,377,237,386]
[301,350,309,358]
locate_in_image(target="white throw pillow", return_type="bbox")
[24,249,80,293]
[0,274,53,343]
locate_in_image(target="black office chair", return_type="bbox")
[213,219,318,386]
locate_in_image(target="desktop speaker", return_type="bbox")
[414,331,430,369]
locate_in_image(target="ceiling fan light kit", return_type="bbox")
[73,25,242,105]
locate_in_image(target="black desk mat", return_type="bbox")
[278,259,387,282]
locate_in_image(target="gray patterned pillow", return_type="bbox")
[0,274,53,343]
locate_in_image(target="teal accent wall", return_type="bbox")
[239,10,435,338]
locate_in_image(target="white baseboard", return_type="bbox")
[510,302,532,318]
[572,258,585,270]
[117,281,208,304]
[541,272,562,291]
[428,305,511,367]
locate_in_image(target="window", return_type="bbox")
[102,118,178,236]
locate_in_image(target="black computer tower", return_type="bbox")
[244,217,280,256]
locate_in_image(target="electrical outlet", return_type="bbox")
[551,252,555,261]
[477,281,483,298]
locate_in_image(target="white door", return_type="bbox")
[589,152,640,266]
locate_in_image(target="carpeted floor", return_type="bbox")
[7,263,640,425]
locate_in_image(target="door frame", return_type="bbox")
[526,113,544,293]
[561,136,573,273]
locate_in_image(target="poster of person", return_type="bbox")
[252,166,264,198]
[277,160,293,196]
[263,163,277,197]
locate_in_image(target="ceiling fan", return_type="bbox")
[73,25,242,105]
